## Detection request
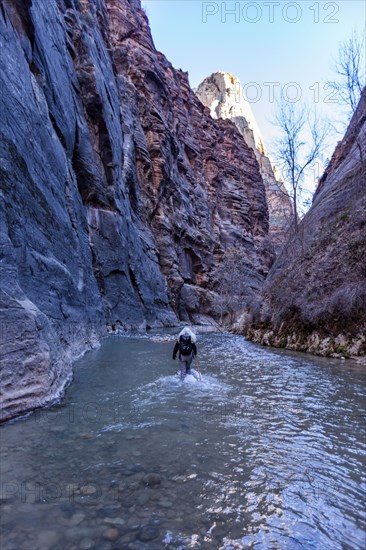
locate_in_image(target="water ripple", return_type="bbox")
[0,332,365,550]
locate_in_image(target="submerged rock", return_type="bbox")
[78,539,95,550]
[69,513,86,526]
[136,492,150,506]
[103,517,126,527]
[138,525,159,542]
[142,473,162,487]
[103,527,120,541]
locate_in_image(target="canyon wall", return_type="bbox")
[0,0,271,420]
[246,88,366,358]
[195,72,293,250]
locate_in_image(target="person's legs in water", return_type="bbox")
[185,355,193,375]
[179,358,187,380]
[179,355,193,379]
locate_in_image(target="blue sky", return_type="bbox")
[141,0,365,199]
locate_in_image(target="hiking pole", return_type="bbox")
[195,357,202,381]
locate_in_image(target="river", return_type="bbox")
[1,329,365,549]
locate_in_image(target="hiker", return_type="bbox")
[172,327,197,380]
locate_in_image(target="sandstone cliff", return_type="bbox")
[195,72,293,250]
[0,0,270,420]
[246,88,366,358]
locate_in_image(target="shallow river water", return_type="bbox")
[1,329,365,550]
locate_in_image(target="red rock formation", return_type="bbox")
[195,72,293,252]
[102,0,271,317]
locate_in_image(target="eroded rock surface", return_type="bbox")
[195,72,293,251]
[0,0,270,419]
[246,88,366,358]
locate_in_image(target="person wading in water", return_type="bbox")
[172,327,197,380]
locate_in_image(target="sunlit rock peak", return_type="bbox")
[196,72,265,152]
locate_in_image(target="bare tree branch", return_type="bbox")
[327,30,365,120]
[272,98,328,231]
[211,248,262,325]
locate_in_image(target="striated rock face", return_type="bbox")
[246,88,366,358]
[0,0,270,420]
[195,72,293,250]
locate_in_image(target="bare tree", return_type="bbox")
[211,248,260,325]
[327,30,365,118]
[272,98,328,232]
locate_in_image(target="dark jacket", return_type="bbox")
[173,340,197,360]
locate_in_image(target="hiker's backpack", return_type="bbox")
[179,334,193,355]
